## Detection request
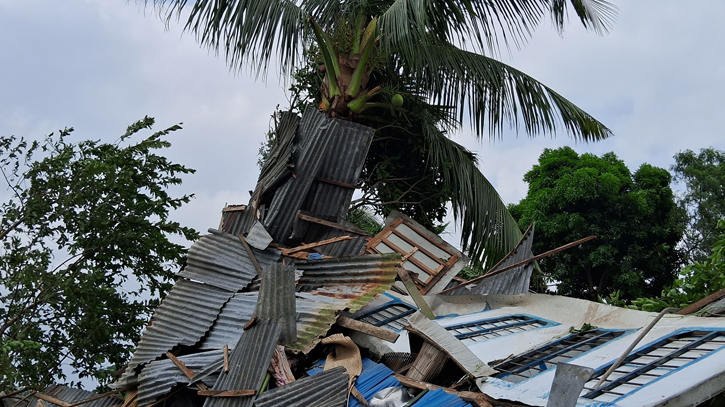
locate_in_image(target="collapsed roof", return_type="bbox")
[19,108,725,407]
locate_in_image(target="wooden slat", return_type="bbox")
[297,213,371,236]
[166,352,195,379]
[335,316,400,343]
[223,344,230,373]
[314,177,356,189]
[438,235,597,295]
[237,235,263,274]
[676,287,725,315]
[33,394,72,407]
[197,390,256,397]
[394,375,496,407]
[281,236,353,255]
[397,268,435,319]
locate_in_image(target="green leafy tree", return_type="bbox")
[509,147,686,301]
[0,118,198,392]
[151,0,614,266]
[672,148,725,263]
[632,219,725,312]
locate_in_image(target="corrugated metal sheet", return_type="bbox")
[298,219,369,258]
[447,224,535,296]
[178,229,280,292]
[413,389,471,407]
[136,350,224,407]
[253,366,349,407]
[263,108,335,242]
[308,358,400,407]
[204,320,282,407]
[257,112,300,193]
[219,207,253,237]
[197,293,258,351]
[407,312,496,378]
[121,278,234,379]
[295,253,401,313]
[255,263,296,345]
[27,386,122,407]
[289,117,374,242]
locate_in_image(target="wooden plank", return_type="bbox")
[390,227,452,263]
[405,341,449,382]
[421,253,460,295]
[244,316,258,330]
[394,375,497,407]
[281,236,353,255]
[297,213,371,236]
[364,218,404,250]
[119,391,137,407]
[221,205,247,213]
[438,235,597,295]
[165,352,195,379]
[223,344,229,373]
[67,385,132,407]
[237,235,263,274]
[314,177,356,189]
[335,316,400,343]
[397,268,435,320]
[676,287,725,315]
[379,237,436,285]
[196,390,256,397]
[399,218,456,256]
[33,393,73,407]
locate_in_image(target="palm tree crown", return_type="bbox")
[152,0,616,266]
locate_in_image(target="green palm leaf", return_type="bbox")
[420,120,522,265]
[397,42,612,141]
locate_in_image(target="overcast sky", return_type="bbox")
[1,1,724,243]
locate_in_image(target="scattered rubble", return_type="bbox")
[12,108,725,407]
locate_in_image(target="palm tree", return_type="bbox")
[151,0,615,266]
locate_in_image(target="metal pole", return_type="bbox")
[591,307,678,390]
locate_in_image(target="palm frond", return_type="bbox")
[397,42,611,141]
[551,0,617,35]
[421,121,522,265]
[153,0,314,76]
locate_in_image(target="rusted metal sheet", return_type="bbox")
[366,212,467,295]
[448,224,535,296]
[178,229,280,292]
[296,253,401,311]
[136,350,224,407]
[204,320,282,407]
[254,366,349,407]
[27,386,121,407]
[120,278,234,381]
[255,263,297,345]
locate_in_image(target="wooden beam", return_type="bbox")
[397,268,435,320]
[282,236,353,255]
[33,393,73,407]
[314,177,357,189]
[676,287,725,315]
[237,235,262,274]
[393,375,495,407]
[223,344,230,373]
[335,316,400,343]
[166,352,195,379]
[67,385,132,406]
[438,235,597,295]
[296,213,371,236]
[196,390,256,397]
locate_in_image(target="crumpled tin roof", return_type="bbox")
[136,350,224,407]
[178,229,280,292]
[458,224,535,296]
[254,366,349,407]
[203,320,282,407]
[27,385,122,407]
[295,253,401,313]
[119,278,235,383]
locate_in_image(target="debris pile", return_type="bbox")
[14,108,725,407]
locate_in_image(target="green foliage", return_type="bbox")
[672,148,725,263]
[346,207,384,235]
[631,220,725,312]
[510,147,686,302]
[0,118,198,392]
[569,323,597,334]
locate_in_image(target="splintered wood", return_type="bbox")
[405,342,448,382]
